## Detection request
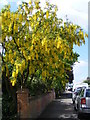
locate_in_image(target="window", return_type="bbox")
[86,89,90,97]
[80,89,84,97]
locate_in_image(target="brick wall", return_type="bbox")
[17,89,55,119]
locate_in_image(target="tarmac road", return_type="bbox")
[37,91,88,120]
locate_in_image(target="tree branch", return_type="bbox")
[23,60,30,86]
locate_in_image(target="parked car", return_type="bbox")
[72,87,82,104]
[72,83,88,104]
[74,87,90,119]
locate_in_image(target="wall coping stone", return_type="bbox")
[16,88,29,94]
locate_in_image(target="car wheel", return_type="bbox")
[74,106,77,111]
[78,113,83,119]
[73,101,75,104]
[74,103,78,111]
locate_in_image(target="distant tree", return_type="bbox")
[83,78,90,85]
[87,77,90,80]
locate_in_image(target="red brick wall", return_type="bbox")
[17,89,55,119]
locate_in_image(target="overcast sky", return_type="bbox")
[0,0,89,85]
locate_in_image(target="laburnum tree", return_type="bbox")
[1,0,88,90]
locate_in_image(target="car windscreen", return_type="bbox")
[76,88,82,92]
[86,89,90,97]
[75,87,82,91]
[77,89,81,92]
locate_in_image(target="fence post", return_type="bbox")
[16,89,29,119]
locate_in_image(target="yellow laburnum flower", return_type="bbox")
[23,51,26,57]
[6,64,9,76]
[52,64,55,69]
[55,54,58,61]
[17,38,19,46]
[18,6,21,11]
[12,71,16,78]
[77,42,80,46]
[14,51,16,56]
[26,43,29,49]
[81,38,85,44]
[63,54,66,59]
[62,80,64,84]
[5,53,8,61]
[29,0,32,4]
[4,12,7,17]
[42,70,46,77]
[31,52,35,60]
[57,41,61,49]
[32,34,35,39]
[46,11,49,18]
[9,23,12,32]
[14,13,18,19]
[32,39,35,44]
[57,42,59,48]
[8,4,11,9]
[9,53,12,60]
[36,53,38,60]
[2,65,5,72]
[41,40,44,46]
[16,69,18,75]
[14,24,18,32]
[11,59,14,64]
[45,44,47,51]
[11,79,16,86]
[16,65,19,75]
[12,81,15,86]
[19,14,23,21]
[33,15,37,21]
[42,77,45,81]
[22,60,25,69]
[1,25,4,30]
[42,38,46,46]
[31,22,34,27]
[20,69,23,74]
[49,58,52,64]
[28,56,31,60]
[60,69,64,74]
[62,63,64,67]
[47,49,50,54]
[53,26,56,31]
[0,17,2,26]
[85,33,88,38]
[30,45,33,51]
[71,57,73,61]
